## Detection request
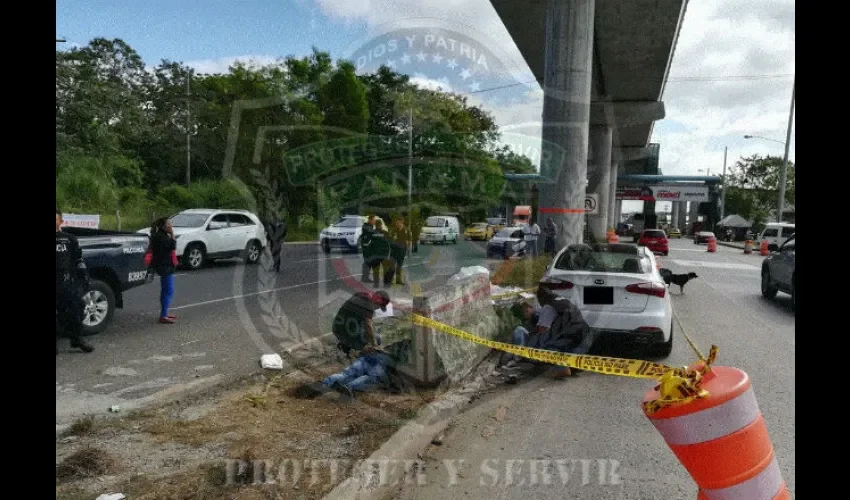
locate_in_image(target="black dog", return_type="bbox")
[664,271,698,294]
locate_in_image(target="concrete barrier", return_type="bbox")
[396,272,501,387]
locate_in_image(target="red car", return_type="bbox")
[637,229,669,256]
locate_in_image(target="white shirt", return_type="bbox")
[523,223,541,242]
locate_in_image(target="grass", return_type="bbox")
[491,256,551,288]
[56,360,440,500]
[67,416,97,436]
[56,447,117,483]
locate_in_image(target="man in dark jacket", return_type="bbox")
[265,216,287,272]
[506,286,592,377]
[332,290,391,356]
[56,209,94,354]
[360,216,376,282]
[370,220,393,286]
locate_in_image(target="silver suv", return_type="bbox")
[761,234,795,312]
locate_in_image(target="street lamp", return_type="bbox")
[743,135,785,145]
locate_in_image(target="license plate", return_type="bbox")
[584,286,614,305]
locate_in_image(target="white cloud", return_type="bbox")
[311,0,795,186]
[409,75,452,92]
[185,55,280,75]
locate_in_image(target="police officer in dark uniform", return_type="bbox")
[56,208,94,354]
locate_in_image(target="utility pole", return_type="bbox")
[777,75,795,222]
[407,106,413,223]
[186,69,192,187]
[720,146,728,220]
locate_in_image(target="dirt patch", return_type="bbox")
[56,356,439,500]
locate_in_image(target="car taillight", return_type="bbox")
[541,280,574,290]
[625,282,666,298]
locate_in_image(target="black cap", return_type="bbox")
[373,290,391,311]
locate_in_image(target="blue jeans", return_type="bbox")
[525,240,538,257]
[160,273,175,318]
[323,353,391,392]
[511,326,591,366]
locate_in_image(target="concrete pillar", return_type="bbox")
[614,199,622,227]
[536,0,596,249]
[670,202,679,230]
[588,126,612,242]
[688,201,699,234]
[676,202,687,231]
[607,161,619,230]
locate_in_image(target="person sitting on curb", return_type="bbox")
[505,286,593,379]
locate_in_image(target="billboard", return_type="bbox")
[59,214,100,229]
[616,185,709,202]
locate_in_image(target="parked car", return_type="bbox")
[419,215,460,245]
[761,234,795,312]
[486,217,507,233]
[539,242,673,357]
[486,226,527,259]
[137,209,267,270]
[693,231,715,244]
[757,222,795,252]
[319,215,384,253]
[667,227,681,239]
[637,229,669,256]
[464,222,493,241]
[60,227,155,335]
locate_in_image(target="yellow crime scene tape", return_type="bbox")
[410,314,718,415]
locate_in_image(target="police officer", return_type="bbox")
[56,208,94,354]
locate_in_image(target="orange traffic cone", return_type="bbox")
[643,366,790,500]
[707,237,717,253]
[760,240,770,256]
[743,240,753,255]
[608,233,619,244]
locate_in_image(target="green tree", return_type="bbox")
[724,154,795,226]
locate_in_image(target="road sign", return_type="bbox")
[585,193,599,215]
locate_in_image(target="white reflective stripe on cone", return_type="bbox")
[651,386,761,445]
[701,456,783,500]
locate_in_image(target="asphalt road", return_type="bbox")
[393,238,795,500]
[56,239,495,428]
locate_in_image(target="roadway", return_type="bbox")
[393,238,795,500]
[56,239,494,428]
[56,237,795,499]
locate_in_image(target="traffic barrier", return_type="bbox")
[744,240,753,254]
[643,365,790,500]
[760,240,770,256]
[707,237,717,253]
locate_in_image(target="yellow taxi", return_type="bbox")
[667,227,682,238]
[464,222,493,241]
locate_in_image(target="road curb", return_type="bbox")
[322,365,493,500]
[285,241,319,245]
[56,373,227,440]
[56,332,338,441]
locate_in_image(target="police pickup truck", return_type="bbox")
[60,227,155,335]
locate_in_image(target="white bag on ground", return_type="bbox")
[448,266,490,283]
[260,353,284,370]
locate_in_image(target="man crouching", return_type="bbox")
[505,286,593,379]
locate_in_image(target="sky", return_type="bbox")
[57,0,795,216]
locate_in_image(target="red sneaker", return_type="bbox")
[158,317,175,324]
[167,314,176,319]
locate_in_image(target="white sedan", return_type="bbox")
[538,242,673,357]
